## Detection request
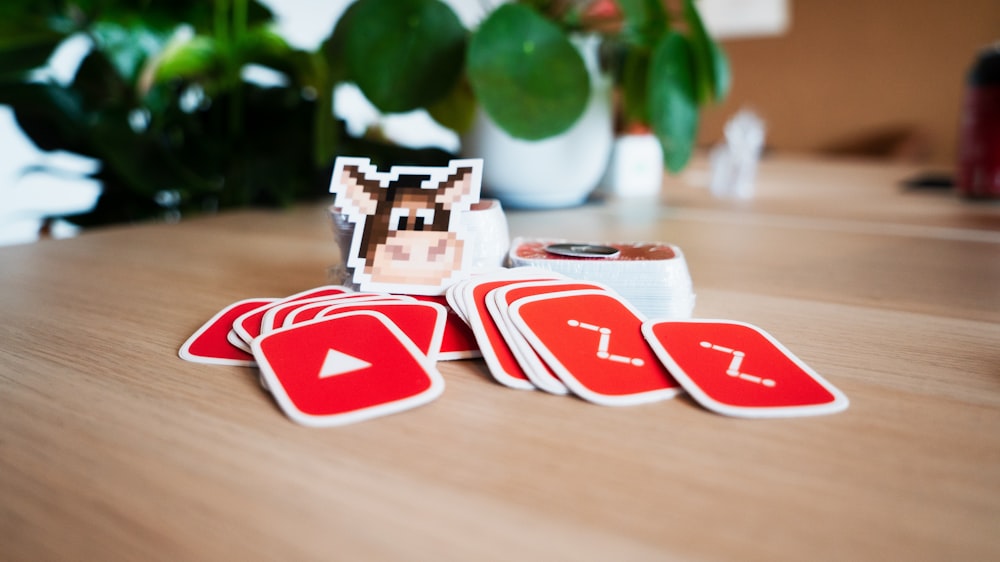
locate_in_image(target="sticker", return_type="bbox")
[461,271,561,390]
[275,294,412,330]
[487,280,610,395]
[330,157,483,295]
[232,286,352,345]
[253,311,444,427]
[179,298,276,365]
[314,301,447,361]
[406,294,480,360]
[642,319,849,418]
[228,329,251,353]
[444,277,473,325]
[509,290,682,406]
[513,239,679,262]
[545,243,620,258]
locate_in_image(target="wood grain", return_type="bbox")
[2,155,998,561]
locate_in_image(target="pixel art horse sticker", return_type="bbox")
[330,157,483,295]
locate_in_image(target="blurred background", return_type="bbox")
[698,0,1000,166]
[1,0,998,245]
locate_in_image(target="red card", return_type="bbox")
[486,280,608,395]
[315,301,446,360]
[402,294,479,360]
[642,319,849,417]
[509,290,681,406]
[272,294,410,331]
[252,311,444,427]
[179,298,276,365]
[233,285,351,345]
[227,328,251,353]
[465,274,560,390]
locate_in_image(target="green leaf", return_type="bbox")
[617,0,668,47]
[648,32,697,173]
[234,28,319,89]
[72,49,131,111]
[236,28,291,64]
[426,76,476,133]
[307,51,338,167]
[152,36,223,84]
[0,29,65,78]
[467,3,589,140]
[0,82,91,154]
[708,40,731,102]
[90,21,175,84]
[620,47,651,126]
[334,0,466,113]
[683,0,730,103]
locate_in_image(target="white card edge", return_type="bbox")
[640,319,850,418]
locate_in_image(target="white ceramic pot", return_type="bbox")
[461,35,614,209]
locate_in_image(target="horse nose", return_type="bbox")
[426,236,451,261]
[384,232,457,263]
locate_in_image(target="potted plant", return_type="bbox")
[0,0,727,227]
[328,0,730,206]
[0,0,351,225]
[0,0,460,226]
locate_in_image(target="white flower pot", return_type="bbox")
[460,35,614,209]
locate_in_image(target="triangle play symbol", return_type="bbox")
[318,348,372,378]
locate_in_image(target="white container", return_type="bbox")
[598,133,665,198]
[460,35,614,209]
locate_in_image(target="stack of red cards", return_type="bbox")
[447,268,848,417]
[446,269,684,405]
[179,286,479,427]
[507,238,696,320]
[180,273,848,425]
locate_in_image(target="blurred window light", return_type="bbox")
[241,64,290,89]
[698,0,790,39]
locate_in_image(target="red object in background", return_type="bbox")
[957,44,1000,199]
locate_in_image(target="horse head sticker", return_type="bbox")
[330,157,483,294]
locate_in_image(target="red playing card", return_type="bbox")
[270,294,410,332]
[642,319,849,418]
[487,280,609,395]
[314,301,447,360]
[179,298,276,365]
[227,329,251,353]
[405,294,480,360]
[233,285,351,345]
[252,311,445,427]
[465,274,560,390]
[509,289,682,406]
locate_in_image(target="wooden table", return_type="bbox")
[2,155,999,560]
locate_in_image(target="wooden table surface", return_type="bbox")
[2,155,999,561]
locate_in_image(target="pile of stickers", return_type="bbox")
[507,238,696,319]
[178,157,848,427]
[179,286,471,426]
[179,270,849,426]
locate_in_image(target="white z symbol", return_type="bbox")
[700,341,776,387]
[567,319,645,367]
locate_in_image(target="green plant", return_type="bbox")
[0,0,727,226]
[0,0,346,225]
[331,0,730,172]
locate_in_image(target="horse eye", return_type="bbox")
[414,209,435,231]
[389,208,410,231]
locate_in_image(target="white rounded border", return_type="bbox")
[508,289,683,407]
[641,318,849,418]
[252,310,445,427]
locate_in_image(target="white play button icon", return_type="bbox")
[318,348,372,378]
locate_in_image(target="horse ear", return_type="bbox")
[435,159,482,209]
[331,158,383,217]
